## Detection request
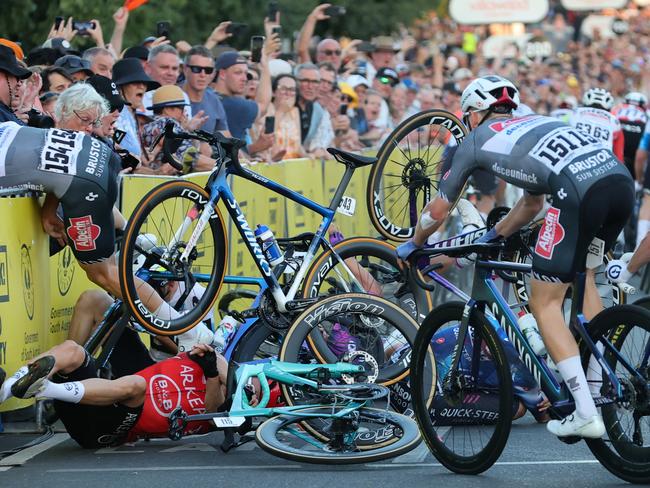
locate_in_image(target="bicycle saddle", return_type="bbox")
[327,148,377,168]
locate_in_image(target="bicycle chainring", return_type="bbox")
[334,383,389,402]
[258,290,292,331]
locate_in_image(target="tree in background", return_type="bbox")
[1,0,441,54]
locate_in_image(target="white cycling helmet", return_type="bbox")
[624,91,648,108]
[582,88,614,111]
[460,75,520,114]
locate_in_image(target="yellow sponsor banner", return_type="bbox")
[0,197,49,412]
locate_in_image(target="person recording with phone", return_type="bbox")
[296,4,346,71]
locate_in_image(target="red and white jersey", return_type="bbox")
[569,107,624,161]
[127,354,213,440]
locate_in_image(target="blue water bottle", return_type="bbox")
[254,224,284,267]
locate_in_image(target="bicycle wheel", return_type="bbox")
[302,237,432,323]
[581,305,650,484]
[367,109,468,242]
[280,293,436,419]
[120,180,227,335]
[411,302,513,475]
[255,406,420,464]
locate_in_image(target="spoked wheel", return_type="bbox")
[581,305,650,484]
[119,180,227,335]
[302,237,432,323]
[367,109,468,242]
[255,406,421,464]
[411,302,514,475]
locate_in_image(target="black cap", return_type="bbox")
[87,75,127,112]
[215,51,246,70]
[0,45,31,79]
[54,55,93,77]
[375,67,399,86]
[112,58,159,90]
[123,45,149,61]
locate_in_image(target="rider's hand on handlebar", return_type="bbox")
[605,254,634,284]
[395,239,422,263]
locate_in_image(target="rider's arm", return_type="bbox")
[413,196,452,246]
[494,193,545,238]
[41,193,65,245]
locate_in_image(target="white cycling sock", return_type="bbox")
[154,302,182,321]
[556,356,597,419]
[38,380,85,403]
[587,343,605,398]
[0,366,28,402]
[636,220,650,248]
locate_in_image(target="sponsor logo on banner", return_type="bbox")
[20,244,34,320]
[149,374,181,417]
[0,245,8,302]
[57,246,75,296]
[449,0,549,25]
[66,215,101,252]
[535,207,565,259]
[561,0,625,10]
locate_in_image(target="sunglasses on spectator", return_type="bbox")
[187,65,215,74]
[378,76,397,87]
[74,110,101,128]
[320,49,341,56]
[299,78,320,85]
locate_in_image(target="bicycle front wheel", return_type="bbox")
[120,180,227,335]
[411,302,513,475]
[255,406,421,464]
[367,109,468,242]
[581,304,650,484]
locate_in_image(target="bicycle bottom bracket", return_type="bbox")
[326,412,360,451]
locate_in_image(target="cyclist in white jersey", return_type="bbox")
[569,88,624,162]
[397,75,634,439]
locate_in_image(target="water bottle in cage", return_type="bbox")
[254,224,284,267]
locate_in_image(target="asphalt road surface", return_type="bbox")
[0,414,631,488]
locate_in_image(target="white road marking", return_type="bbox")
[0,433,69,468]
[48,458,602,474]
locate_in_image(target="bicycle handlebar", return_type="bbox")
[149,121,247,172]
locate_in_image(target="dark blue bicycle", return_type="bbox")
[408,234,650,483]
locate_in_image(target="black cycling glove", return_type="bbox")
[188,349,219,378]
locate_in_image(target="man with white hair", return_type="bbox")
[82,47,116,79]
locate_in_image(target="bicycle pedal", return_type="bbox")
[558,435,582,445]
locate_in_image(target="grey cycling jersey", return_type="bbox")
[439,114,630,204]
[0,122,115,197]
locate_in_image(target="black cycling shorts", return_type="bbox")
[53,329,154,449]
[470,169,499,196]
[532,174,634,283]
[59,151,121,265]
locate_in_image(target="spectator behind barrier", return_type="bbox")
[0,45,32,124]
[142,44,192,119]
[83,47,116,79]
[294,63,333,158]
[181,45,229,135]
[141,85,214,174]
[113,58,159,156]
[40,66,73,94]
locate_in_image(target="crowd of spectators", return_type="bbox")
[1,2,650,175]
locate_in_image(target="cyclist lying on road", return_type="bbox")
[0,339,272,448]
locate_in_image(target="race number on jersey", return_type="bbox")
[530,126,604,173]
[39,129,84,175]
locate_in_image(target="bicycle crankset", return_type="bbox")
[333,383,390,402]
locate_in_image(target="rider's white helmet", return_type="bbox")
[582,88,614,111]
[460,75,520,114]
[624,91,648,109]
